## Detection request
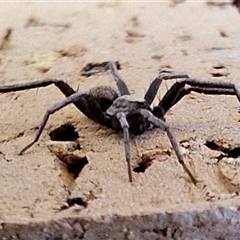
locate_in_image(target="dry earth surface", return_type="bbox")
[0,1,240,239]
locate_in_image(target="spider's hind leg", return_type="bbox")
[153,78,240,118]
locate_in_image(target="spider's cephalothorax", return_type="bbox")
[107,95,151,135]
[107,95,150,116]
[1,61,240,184]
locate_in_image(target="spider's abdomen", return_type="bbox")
[106,95,149,116]
[88,86,118,112]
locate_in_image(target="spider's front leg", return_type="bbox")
[115,112,132,182]
[114,109,197,184]
[19,92,85,154]
[140,109,197,185]
[19,90,113,154]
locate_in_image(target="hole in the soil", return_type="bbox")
[16,132,24,138]
[212,65,225,69]
[133,157,153,173]
[67,197,88,207]
[205,140,240,159]
[205,140,221,151]
[49,123,79,141]
[58,155,89,178]
[227,147,240,158]
[60,197,88,210]
[211,73,225,78]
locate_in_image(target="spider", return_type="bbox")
[0,62,240,184]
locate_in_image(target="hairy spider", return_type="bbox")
[1,62,240,184]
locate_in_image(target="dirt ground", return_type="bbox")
[0,1,240,239]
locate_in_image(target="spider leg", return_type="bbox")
[19,92,86,155]
[116,112,132,182]
[140,109,197,185]
[144,72,189,105]
[0,79,76,96]
[0,79,87,114]
[184,78,240,102]
[154,78,240,118]
[0,78,112,126]
[108,61,130,96]
[19,91,110,154]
